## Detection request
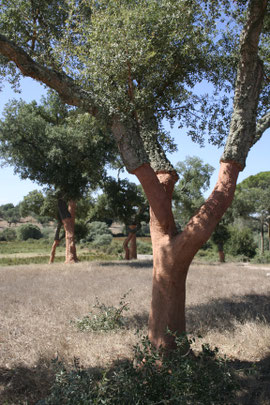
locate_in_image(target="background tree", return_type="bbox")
[0,92,116,263]
[90,178,149,259]
[233,172,270,254]
[0,0,269,349]
[173,156,215,230]
[0,203,20,227]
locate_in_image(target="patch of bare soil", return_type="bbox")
[0,260,269,404]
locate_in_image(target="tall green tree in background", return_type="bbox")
[173,156,215,229]
[0,92,116,263]
[0,0,269,349]
[90,178,149,259]
[234,172,270,253]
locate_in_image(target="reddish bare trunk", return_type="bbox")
[49,240,60,264]
[218,242,225,263]
[123,225,137,259]
[134,162,240,350]
[62,200,79,264]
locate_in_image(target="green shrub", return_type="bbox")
[72,291,131,332]
[225,226,256,258]
[137,240,152,254]
[16,224,43,241]
[252,250,270,263]
[0,228,17,241]
[92,233,113,247]
[86,221,112,242]
[74,221,88,242]
[44,333,238,405]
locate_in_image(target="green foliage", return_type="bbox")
[252,251,270,264]
[173,156,215,227]
[73,291,131,332]
[0,93,117,201]
[16,224,43,241]
[137,240,152,255]
[74,221,88,242]
[90,178,149,227]
[85,221,112,242]
[0,203,21,226]
[225,226,257,259]
[44,334,238,405]
[92,234,113,248]
[0,227,17,241]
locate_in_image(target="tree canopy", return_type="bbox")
[0,92,116,200]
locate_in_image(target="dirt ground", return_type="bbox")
[0,259,269,404]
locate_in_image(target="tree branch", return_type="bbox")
[253,110,270,145]
[221,0,267,169]
[0,34,97,114]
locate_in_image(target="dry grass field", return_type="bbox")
[0,259,269,404]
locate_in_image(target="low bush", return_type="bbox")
[44,333,238,405]
[0,227,17,241]
[16,224,43,241]
[137,240,152,255]
[92,233,113,248]
[86,221,112,242]
[72,291,131,332]
[252,251,270,263]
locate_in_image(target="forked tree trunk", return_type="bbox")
[123,225,137,259]
[58,199,79,264]
[134,162,240,349]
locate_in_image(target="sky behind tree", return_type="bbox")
[0,77,269,205]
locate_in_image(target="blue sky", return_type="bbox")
[0,77,269,205]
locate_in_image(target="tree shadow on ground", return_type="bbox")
[99,259,153,268]
[187,293,270,333]
[1,352,269,405]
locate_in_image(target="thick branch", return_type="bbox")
[133,163,177,232]
[221,0,267,168]
[0,34,97,114]
[174,161,240,262]
[253,110,270,145]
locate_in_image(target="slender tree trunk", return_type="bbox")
[268,221,270,251]
[58,199,78,264]
[123,225,137,259]
[260,219,265,254]
[134,162,240,350]
[49,221,63,264]
[218,242,225,263]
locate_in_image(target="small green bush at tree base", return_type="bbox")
[43,334,238,405]
[16,224,43,241]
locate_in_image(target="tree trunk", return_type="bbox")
[268,221,270,251]
[218,242,225,263]
[123,225,137,260]
[260,219,265,254]
[58,199,79,264]
[134,162,240,350]
[49,221,63,264]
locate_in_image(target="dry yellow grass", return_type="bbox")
[0,259,269,404]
